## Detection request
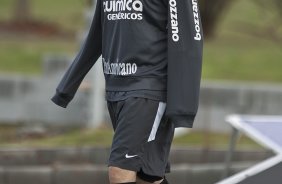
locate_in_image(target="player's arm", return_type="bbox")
[166,0,203,128]
[51,0,102,108]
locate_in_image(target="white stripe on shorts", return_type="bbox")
[147,102,166,142]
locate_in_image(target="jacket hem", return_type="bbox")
[170,115,195,128]
[105,77,167,91]
[51,92,73,108]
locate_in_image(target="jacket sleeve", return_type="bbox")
[166,0,203,128]
[51,0,102,108]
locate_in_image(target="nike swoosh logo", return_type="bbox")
[125,154,138,158]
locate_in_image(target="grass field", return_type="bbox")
[204,0,282,82]
[0,126,262,149]
[0,0,282,82]
[0,0,86,30]
[0,0,86,74]
[0,39,77,74]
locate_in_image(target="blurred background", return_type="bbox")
[0,0,281,183]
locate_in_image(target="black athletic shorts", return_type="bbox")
[107,97,175,177]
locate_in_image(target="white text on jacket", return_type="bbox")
[192,0,201,41]
[103,58,138,76]
[103,0,143,20]
[169,0,179,42]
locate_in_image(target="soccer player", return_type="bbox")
[51,0,203,183]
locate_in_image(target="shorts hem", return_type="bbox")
[108,162,170,176]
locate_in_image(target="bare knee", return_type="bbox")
[109,166,136,184]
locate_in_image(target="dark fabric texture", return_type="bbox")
[161,177,169,184]
[106,90,167,102]
[166,0,203,128]
[107,97,174,177]
[51,0,102,108]
[137,169,163,182]
[51,0,203,128]
[51,91,73,108]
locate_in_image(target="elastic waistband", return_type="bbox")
[105,77,167,91]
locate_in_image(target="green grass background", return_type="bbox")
[0,126,262,149]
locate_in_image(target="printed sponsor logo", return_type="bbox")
[103,0,143,20]
[169,0,179,42]
[103,58,138,76]
[125,154,138,158]
[192,0,202,41]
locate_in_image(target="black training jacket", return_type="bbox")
[51,0,203,128]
